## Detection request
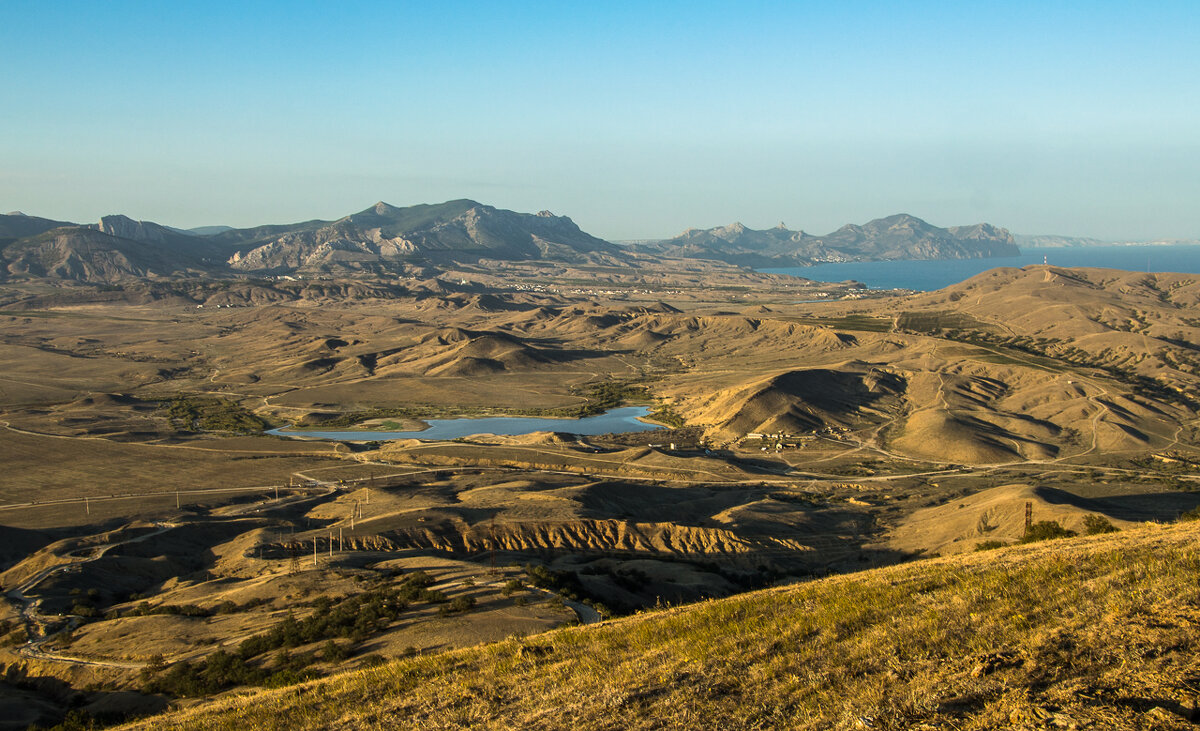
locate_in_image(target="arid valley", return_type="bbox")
[2,198,1200,727]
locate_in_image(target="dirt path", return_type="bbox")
[6,522,178,669]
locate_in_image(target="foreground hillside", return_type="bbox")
[129,521,1200,730]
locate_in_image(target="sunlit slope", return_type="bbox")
[127,521,1200,730]
[649,266,1200,463]
[904,266,1200,391]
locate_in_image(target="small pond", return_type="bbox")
[266,406,664,441]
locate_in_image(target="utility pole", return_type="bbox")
[1024,501,1033,534]
[85,496,89,516]
[176,490,180,509]
[489,515,497,575]
[313,540,318,567]
[339,526,343,551]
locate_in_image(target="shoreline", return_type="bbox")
[266,406,662,441]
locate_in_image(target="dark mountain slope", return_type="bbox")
[635,213,1019,267]
[0,213,76,241]
[221,200,625,272]
[1,225,214,283]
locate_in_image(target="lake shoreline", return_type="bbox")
[267,406,664,442]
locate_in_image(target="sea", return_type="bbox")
[759,244,1200,292]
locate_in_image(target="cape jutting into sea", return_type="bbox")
[760,245,1200,292]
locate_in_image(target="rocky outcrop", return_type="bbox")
[221,200,625,272]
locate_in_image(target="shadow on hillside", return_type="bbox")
[1034,486,1200,522]
[0,525,60,574]
[1,665,169,727]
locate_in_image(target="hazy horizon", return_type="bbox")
[4,1,1198,241]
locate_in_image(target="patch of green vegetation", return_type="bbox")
[438,596,477,616]
[1082,514,1119,535]
[1020,520,1077,543]
[524,564,612,617]
[649,402,685,428]
[974,540,1007,551]
[140,572,444,698]
[557,380,653,418]
[162,396,267,434]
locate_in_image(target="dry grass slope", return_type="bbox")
[126,521,1200,730]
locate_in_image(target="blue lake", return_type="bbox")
[267,406,664,441]
[761,245,1200,292]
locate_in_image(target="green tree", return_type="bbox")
[1082,514,1118,535]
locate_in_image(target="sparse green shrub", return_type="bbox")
[650,402,685,428]
[450,596,476,612]
[501,579,524,596]
[524,563,585,601]
[322,640,349,662]
[611,567,651,592]
[70,603,101,619]
[1021,520,1077,543]
[585,600,612,619]
[974,540,1007,551]
[143,573,443,698]
[1180,506,1200,522]
[1082,514,1119,535]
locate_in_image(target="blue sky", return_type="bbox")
[2,1,1198,240]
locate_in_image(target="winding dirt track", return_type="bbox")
[6,522,178,669]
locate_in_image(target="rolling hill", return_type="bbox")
[121,520,1200,729]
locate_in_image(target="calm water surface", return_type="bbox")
[761,245,1200,292]
[267,406,663,441]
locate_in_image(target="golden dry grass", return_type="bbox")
[0,429,345,528]
[124,520,1200,730]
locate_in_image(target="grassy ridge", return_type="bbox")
[126,522,1200,729]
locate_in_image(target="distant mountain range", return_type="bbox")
[15,202,1167,285]
[628,214,1019,268]
[0,201,626,284]
[1014,234,1200,248]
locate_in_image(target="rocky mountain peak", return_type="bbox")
[95,214,176,244]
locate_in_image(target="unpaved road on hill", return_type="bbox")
[6,522,178,668]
